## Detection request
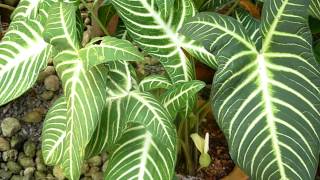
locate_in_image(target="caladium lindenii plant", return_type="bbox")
[1,0,320,180]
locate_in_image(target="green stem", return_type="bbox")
[80,0,109,36]
[0,3,15,11]
[179,139,193,175]
[225,0,240,15]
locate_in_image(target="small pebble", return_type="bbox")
[37,66,56,82]
[40,90,55,100]
[87,155,102,167]
[10,134,24,149]
[85,17,91,25]
[0,137,10,151]
[81,162,90,175]
[0,169,12,179]
[11,175,24,180]
[23,140,36,157]
[1,117,21,137]
[35,170,46,179]
[7,161,22,174]
[44,75,60,91]
[2,149,18,161]
[18,155,35,168]
[91,171,103,180]
[53,165,65,180]
[23,111,42,123]
[24,167,35,176]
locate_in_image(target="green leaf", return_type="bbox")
[155,0,175,19]
[11,0,43,21]
[105,125,176,180]
[235,8,262,50]
[310,0,320,20]
[111,0,217,82]
[54,51,108,180]
[114,19,130,40]
[79,36,144,69]
[42,96,67,165]
[43,2,81,51]
[139,75,173,92]
[181,0,320,179]
[104,91,177,179]
[85,98,126,158]
[200,0,235,11]
[124,91,176,149]
[0,19,53,106]
[86,61,135,157]
[160,80,205,119]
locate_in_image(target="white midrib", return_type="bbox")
[262,0,288,52]
[139,0,189,81]
[138,132,152,180]
[24,0,42,18]
[257,54,287,178]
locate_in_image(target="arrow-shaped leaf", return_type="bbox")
[181,0,320,179]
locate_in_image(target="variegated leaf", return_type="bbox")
[310,0,320,20]
[43,2,81,51]
[103,91,177,179]
[86,61,135,157]
[160,80,205,119]
[200,0,235,11]
[0,19,52,106]
[105,125,176,180]
[111,0,217,82]
[42,96,67,165]
[54,51,108,180]
[235,8,262,50]
[181,0,320,179]
[79,36,144,69]
[139,74,173,92]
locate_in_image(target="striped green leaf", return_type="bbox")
[85,98,126,158]
[200,0,235,11]
[160,80,205,119]
[111,0,217,82]
[104,91,177,179]
[155,0,175,19]
[54,51,108,180]
[310,0,320,19]
[181,0,320,179]
[79,36,144,69]
[11,0,44,20]
[86,61,134,157]
[42,96,67,166]
[105,125,176,180]
[43,2,81,51]
[139,75,173,92]
[235,8,262,50]
[0,19,53,106]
